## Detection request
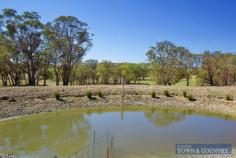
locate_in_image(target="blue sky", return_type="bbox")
[1,0,236,62]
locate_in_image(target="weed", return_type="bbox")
[151,91,156,98]
[183,91,187,98]
[97,91,103,98]
[86,91,93,99]
[164,90,171,97]
[226,95,233,101]
[187,94,196,101]
[55,92,61,101]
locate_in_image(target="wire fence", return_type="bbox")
[67,130,114,158]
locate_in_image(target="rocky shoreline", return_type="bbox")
[0,85,236,119]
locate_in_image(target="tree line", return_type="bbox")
[0,8,91,86]
[146,40,236,86]
[70,60,149,85]
[1,9,236,86]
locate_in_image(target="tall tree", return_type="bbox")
[39,50,52,86]
[97,61,113,84]
[84,59,98,84]
[1,9,44,86]
[177,47,200,86]
[0,34,11,86]
[45,16,92,86]
[146,41,180,85]
[199,51,218,86]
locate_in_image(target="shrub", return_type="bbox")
[151,91,156,98]
[55,92,61,100]
[97,91,103,98]
[9,98,16,102]
[0,96,9,100]
[187,94,196,101]
[183,91,187,98]
[86,91,93,99]
[163,90,171,97]
[226,95,233,101]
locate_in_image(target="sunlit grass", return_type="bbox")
[175,76,198,86]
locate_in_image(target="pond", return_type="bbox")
[0,107,236,158]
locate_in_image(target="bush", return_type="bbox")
[183,91,187,98]
[55,92,61,100]
[151,91,156,98]
[163,90,171,97]
[86,91,93,99]
[97,91,103,98]
[187,94,196,101]
[226,95,233,101]
[0,96,9,100]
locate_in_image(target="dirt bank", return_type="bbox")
[0,85,236,119]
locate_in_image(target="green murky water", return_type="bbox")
[0,108,236,158]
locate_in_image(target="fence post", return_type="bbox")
[93,130,95,158]
[106,129,108,158]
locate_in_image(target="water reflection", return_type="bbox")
[0,108,236,158]
[144,109,185,127]
[0,111,92,157]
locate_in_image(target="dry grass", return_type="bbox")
[0,85,235,99]
[1,85,236,119]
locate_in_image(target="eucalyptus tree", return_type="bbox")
[111,63,123,84]
[0,35,11,86]
[177,47,200,86]
[43,26,62,86]
[199,51,219,86]
[45,16,92,86]
[75,63,90,84]
[146,41,180,85]
[84,59,98,84]
[97,61,113,84]
[1,9,44,86]
[39,49,53,86]
[138,63,149,80]
[0,9,21,86]
[199,52,236,86]
[120,63,135,84]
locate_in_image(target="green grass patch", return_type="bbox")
[132,79,156,85]
[175,76,198,86]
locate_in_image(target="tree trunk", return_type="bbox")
[63,76,70,86]
[43,74,47,86]
[92,76,95,84]
[56,79,60,86]
[54,67,60,86]
[28,75,36,86]
[27,66,36,86]
[2,78,8,86]
[62,65,71,86]
[14,76,20,86]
